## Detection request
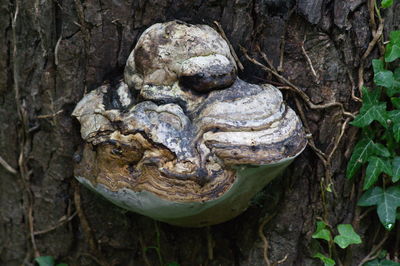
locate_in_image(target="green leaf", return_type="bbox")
[365,259,400,266]
[312,221,331,242]
[395,68,400,80]
[381,0,394,8]
[375,70,395,90]
[377,187,400,230]
[392,157,400,182]
[393,123,400,142]
[386,45,400,63]
[389,110,400,123]
[56,264,68,266]
[372,143,390,157]
[364,156,392,190]
[358,186,383,205]
[385,31,400,62]
[351,103,388,128]
[313,253,336,266]
[362,86,382,108]
[373,59,385,73]
[333,224,362,249]
[390,31,400,45]
[358,186,400,230]
[34,256,55,266]
[346,139,376,179]
[391,97,400,109]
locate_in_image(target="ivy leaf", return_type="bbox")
[364,156,392,190]
[34,256,55,266]
[313,253,336,266]
[312,221,331,242]
[346,139,376,179]
[362,86,381,108]
[358,186,400,230]
[392,157,400,182]
[395,67,400,80]
[373,59,400,95]
[386,44,400,62]
[333,224,362,249]
[351,103,388,128]
[365,259,400,266]
[372,143,391,157]
[390,110,400,141]
[373,59,385,73]
[385,31,400,63]
[358,186,382,205]
[375,188,400,230]
[391,97,400,109]
[393,123,400,142]
[391,31,400,44]
[381,0,394,8]
[389,110,400,123]
[375,70,395,90]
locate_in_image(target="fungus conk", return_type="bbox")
[73,21,307,227]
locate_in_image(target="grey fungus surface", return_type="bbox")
[73,21,307,227]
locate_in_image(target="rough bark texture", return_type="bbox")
[1,0,399,265]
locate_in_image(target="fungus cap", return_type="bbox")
[73,21,307,227]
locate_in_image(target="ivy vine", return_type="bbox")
[347,30,400,231]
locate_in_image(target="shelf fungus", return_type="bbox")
[72,21,307,227]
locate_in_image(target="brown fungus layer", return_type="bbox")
[73,21,307,227]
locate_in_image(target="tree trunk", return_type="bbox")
[1,0,399,265]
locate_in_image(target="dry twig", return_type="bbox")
[347,70,362,102]
[54,34,62,66]
[258,215,275,266]
[258,213,288,266]
[0,155,17,175]
[358,0,385,93]
[301,34,319,83]
[213,21,244,71]
[12,0,40,259]
[36,110,63,119]
[74,183,109,266]
[277,8,295,72]
[243,45,356,200]
[242,47,355,118]
[34,211,77,236]
[358,232,389,266]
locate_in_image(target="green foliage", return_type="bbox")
[313,253,336,266]
[312,221,331,242]
[385,31,400,63]
[347,30,400,230]
[358,186,400,230]
[381,0,394,8]
[312,222,361,265]
[364,156,392,189]
[34,256,67,266]
[333,224,362,249]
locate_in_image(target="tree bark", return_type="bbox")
[1,0,399,265]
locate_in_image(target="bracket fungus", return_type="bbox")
[73,21,307,227]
